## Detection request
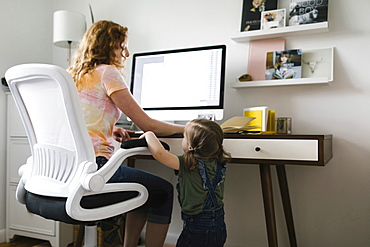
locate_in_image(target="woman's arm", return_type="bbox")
[140,131,180,170]
[110,89,184,136]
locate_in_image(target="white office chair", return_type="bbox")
[5,63,166,247]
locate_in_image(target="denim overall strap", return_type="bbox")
[197,159,227,210]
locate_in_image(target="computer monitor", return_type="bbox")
[130,44,226,122]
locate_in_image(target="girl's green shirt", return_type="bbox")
[176,156,225,215]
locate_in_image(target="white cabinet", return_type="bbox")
[6,93,73,247]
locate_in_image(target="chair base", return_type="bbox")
[73,216,125,247]
[84,225,98,247]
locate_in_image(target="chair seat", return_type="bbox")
[25,191,139,225]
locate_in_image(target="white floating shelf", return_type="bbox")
[231,47,334,88]
[231,77,331,88]
[231,22,329,42]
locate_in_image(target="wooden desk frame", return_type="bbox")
[128,133,333,247]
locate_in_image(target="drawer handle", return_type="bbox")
[255,147,261,152]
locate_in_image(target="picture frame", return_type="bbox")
[261,8,286,30]
[289,0,329,26]
[240,0,278,31]
[301,48,333,80]
[265,49,302,80]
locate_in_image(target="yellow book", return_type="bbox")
[267,110,276,133]
[243,106,269,132]
[220,116,256,133]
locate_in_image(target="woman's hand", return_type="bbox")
[113,126,135,142]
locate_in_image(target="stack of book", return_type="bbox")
[221,106,276,134]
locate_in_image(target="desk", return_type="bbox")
[128,133,333,247]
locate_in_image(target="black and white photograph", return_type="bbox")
[289,0,329,25]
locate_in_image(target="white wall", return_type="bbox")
[0,0,53,241]
[1,0,369,246]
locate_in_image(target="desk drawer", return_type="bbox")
[161,138,319,161]
[223,139,318,161]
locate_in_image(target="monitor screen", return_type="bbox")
[130,44,226,121]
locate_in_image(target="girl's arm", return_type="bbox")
[140,131,180,170]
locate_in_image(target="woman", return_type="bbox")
[241,0,266,31]
[68,20,184,247]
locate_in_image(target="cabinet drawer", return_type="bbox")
[223,139,318,161]
[8,186,56,236]
[8,138,31,184]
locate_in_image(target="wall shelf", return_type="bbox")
[231,22,329,42]
[231,19,334,88]
[232,47,334,88]
[231,77,330,88]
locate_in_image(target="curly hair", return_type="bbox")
[183,118,231,171]
[68,20,128,89]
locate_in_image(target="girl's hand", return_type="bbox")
[138,131,180,170]
[113,126,135,142]
[139,131,153,139]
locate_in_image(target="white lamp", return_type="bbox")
[53,10,86,66]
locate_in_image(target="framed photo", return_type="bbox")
[289,0,329,26]
[301,48,333,80]
[265,49,302,80]
[261,9,286,30]
[240,0,278,31]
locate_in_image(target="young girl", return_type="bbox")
[273,51,296,79]
[140,118,231,247]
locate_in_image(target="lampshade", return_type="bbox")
[53,10,86,48]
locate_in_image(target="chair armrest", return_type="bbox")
[90,139,170,189]
[66,182,148,221]
[83,146,152,192]
[73,140,169,220]
[121,138,170,151]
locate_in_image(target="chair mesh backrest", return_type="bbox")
[6,64,95,196]
[18,76,75,148]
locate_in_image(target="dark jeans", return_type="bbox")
[96,156,173,224]
[176,207,227,247]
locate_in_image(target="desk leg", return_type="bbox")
[276,165,297,247]
[259,164,278,247]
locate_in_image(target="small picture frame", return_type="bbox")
[265,49,302,80]
[240,0,278,31]
[261,9,286,30]
[289,0,328,26]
